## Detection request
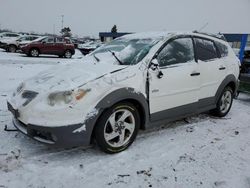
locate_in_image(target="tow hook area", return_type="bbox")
[4,125,18,132]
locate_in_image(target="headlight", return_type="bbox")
[48,89,90,106]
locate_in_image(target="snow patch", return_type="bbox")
[85,108,99,120]
[73,124,86,133]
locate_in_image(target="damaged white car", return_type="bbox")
[7,31,240,153]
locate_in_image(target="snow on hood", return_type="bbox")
[23,57,126,93]
[0,38,18,44]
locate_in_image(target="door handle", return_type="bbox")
[219,66,226,70]
[190,72,200,76]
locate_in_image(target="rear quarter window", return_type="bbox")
[215,42,228,58]
[194,38,218,61]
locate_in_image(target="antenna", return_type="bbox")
[53,24,55,36]
[198,22,209,32]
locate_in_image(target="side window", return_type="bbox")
[194,38,218,61]
[9,34,19,37]
[215,41,228,58]
[157,37,194,67]
[43,37,54,43]
[56,38,64,43]
[31,36,37,41]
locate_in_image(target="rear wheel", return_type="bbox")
[210,87,233,117]
[29,48,39,57]
[8,45,17,53]
[94,102,140,154]
[64,50,72,58]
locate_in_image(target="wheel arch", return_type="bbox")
[8,44,18,49]
[87,88,149,144]
[64,49,73,54]
[215,74,238,103]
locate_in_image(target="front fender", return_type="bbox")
[83,87,150,145]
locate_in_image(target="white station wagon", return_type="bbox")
[7,31,240,153]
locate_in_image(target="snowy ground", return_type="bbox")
[0,49,250,188]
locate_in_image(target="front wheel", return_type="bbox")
[94,102,140,154]
[8,45,17,53]
[210,87,233,117]
[29,48,39,57]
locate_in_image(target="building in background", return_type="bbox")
[99,32,131,42]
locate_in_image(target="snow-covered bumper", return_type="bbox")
[8,101,96,148]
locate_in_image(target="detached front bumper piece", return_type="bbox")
[12,118,90,148]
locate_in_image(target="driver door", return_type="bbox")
[149,37,201,121]
[41,37,56,54]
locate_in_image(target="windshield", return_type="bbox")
[91,38,159,65]
[18,36,29,41]
[33,36,47,42]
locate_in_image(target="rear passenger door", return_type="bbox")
[194,37,226,101]
[55,38,65,55]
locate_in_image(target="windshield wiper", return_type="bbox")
[108,50,124,65]
[93,54,100,62]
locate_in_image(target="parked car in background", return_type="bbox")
[8,31,239,153]
[0,32,20,40]
[242,47,250,72]
[3,35,40,53]
[17,35,40,49]
[21,36,75,58]
[0,32,20,50]
[78,40,102,55]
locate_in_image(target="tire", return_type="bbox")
[8,45,17,53]
[94,102,140,154]
[64,50,72,58]
[210,87,233,117]
[29,48,39,57]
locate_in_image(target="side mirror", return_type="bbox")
[42,41,46,44]
[150,58,159,71]
[150,58,164,79]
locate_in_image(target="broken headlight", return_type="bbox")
[13,82,25,97]
[47,89,90,106]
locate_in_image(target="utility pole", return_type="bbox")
[53,24,55,36]
[61,15,64,30]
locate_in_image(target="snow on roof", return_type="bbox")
[119,31,226,42]
[119,31,174,40]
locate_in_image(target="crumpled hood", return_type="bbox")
[23,59,126,93]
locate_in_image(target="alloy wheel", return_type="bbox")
[104,109,135,148]
[219,90,232,114]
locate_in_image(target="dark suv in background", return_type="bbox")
[21,36,75,58]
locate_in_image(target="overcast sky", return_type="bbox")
[0,0,250,37]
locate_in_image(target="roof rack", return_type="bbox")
[193,30,227,41]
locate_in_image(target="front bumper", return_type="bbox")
[12,118,90,148]
[0,42,7,50]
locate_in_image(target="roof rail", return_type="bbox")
[193,30,227,41]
